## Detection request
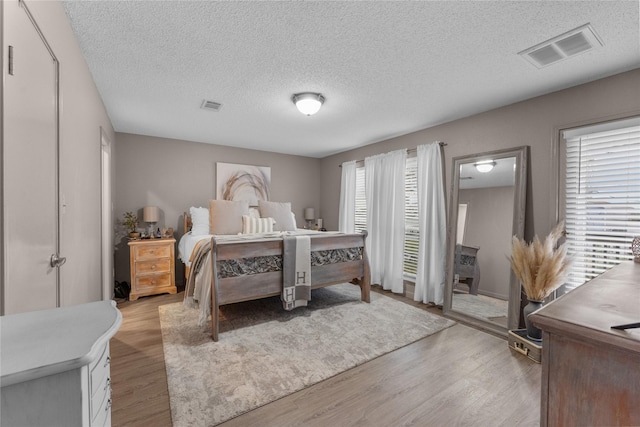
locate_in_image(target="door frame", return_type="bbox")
[101,127,113,300]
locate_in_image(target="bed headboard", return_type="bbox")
[183,212,192,234]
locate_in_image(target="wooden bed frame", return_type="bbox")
[209,232,371,341]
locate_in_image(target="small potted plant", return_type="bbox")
[123,211,140,238]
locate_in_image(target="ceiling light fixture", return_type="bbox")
[292,92,325,116]
[474,160,496,173]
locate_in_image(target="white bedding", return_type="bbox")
[178,232,213,267]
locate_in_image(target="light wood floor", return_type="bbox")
[111,288,541,427]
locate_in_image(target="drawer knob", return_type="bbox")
[151,264,156,270]
[104,356,111,368]
[105,398,112,412]
[104,377,111,391]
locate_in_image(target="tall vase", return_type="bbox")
[523,300,543,342]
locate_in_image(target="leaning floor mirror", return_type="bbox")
[443,146,528,336]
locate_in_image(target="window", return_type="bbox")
[354,167,367,234]
[354,156,419,277]
[404,157,419,276]
[562,117,640,291]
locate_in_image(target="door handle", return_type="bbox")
[50,254,67,268]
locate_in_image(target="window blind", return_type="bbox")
[404,157,419,276]
[563,118,640,290]
[354,167,367,234]
[354,157,419,277]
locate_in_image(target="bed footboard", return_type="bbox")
[209,232,370,341]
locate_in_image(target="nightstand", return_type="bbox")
[128,238,177,301]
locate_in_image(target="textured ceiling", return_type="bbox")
[63,1,640,158]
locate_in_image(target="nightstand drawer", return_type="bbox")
[134,243,171,260]
[135,273,172,290]
[129,237,176,301]
[136,258,171,274]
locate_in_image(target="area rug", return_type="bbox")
[451,292,508,319]
[159,283,455,426]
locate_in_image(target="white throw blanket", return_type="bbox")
[282,235,311,310]
[183,239,213,326]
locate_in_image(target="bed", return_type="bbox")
[180,201,371,341]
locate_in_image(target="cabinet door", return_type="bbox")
[3,0,60,314]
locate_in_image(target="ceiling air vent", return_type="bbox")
[201,99,222,112]
[519,23,603,68]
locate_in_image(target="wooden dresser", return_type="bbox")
[1,301,122,426]
[128,237,177,301]
[530,261,640,427]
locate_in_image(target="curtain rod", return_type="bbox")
[338,141,447,167]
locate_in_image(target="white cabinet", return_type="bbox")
[0,301,122,426]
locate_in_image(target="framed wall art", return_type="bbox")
[216,162,271,206]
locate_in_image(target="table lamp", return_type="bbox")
[304,208,315,229]
[143,206,159,238]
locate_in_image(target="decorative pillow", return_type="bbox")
[241,215,275,234]
[209,200,249,235]
[189,207,210,236]
[248,207,260,219]
[258,200,296,231]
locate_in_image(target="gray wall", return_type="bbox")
[114,133,321,284]
[1,0,115,307]
[320,69,640,241]
[459,186,514,300]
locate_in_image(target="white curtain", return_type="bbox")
[338,160,357,233]
[365,150,406,293]
[414,143,447,305]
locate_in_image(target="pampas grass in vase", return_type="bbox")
[510,222,571,341]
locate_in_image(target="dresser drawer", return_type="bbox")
[90,344,110,397]
[90,343,112,424]
[134,243,171,260]
[135,272,173,290]
[135,258,171,275]
[92,389,111,427]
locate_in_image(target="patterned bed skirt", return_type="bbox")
[216,247,363,278]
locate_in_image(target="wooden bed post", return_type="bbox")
[361,230,371,303]
[210,237,220,341]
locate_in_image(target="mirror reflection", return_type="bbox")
[451,157,515,328]
[444,146,527,336]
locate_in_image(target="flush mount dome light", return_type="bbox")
[292,92,325,116]
[474,160,496,173]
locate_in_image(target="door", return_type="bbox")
[3,0,61,314]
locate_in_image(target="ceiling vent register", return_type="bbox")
[519,23,603,68]
[201,100,222,112]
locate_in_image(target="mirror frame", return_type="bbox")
[443,146,529,337]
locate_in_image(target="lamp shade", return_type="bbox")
[304,208,315,220]
[292,93,325,116]
[143,206,159,222]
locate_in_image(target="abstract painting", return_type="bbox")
[216,162,271,206]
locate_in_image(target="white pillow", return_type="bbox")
[209,199,250,235]
[258,200,296,231]
[249,207,260,219]
[242,215,275,234]
[189,207,210,235]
